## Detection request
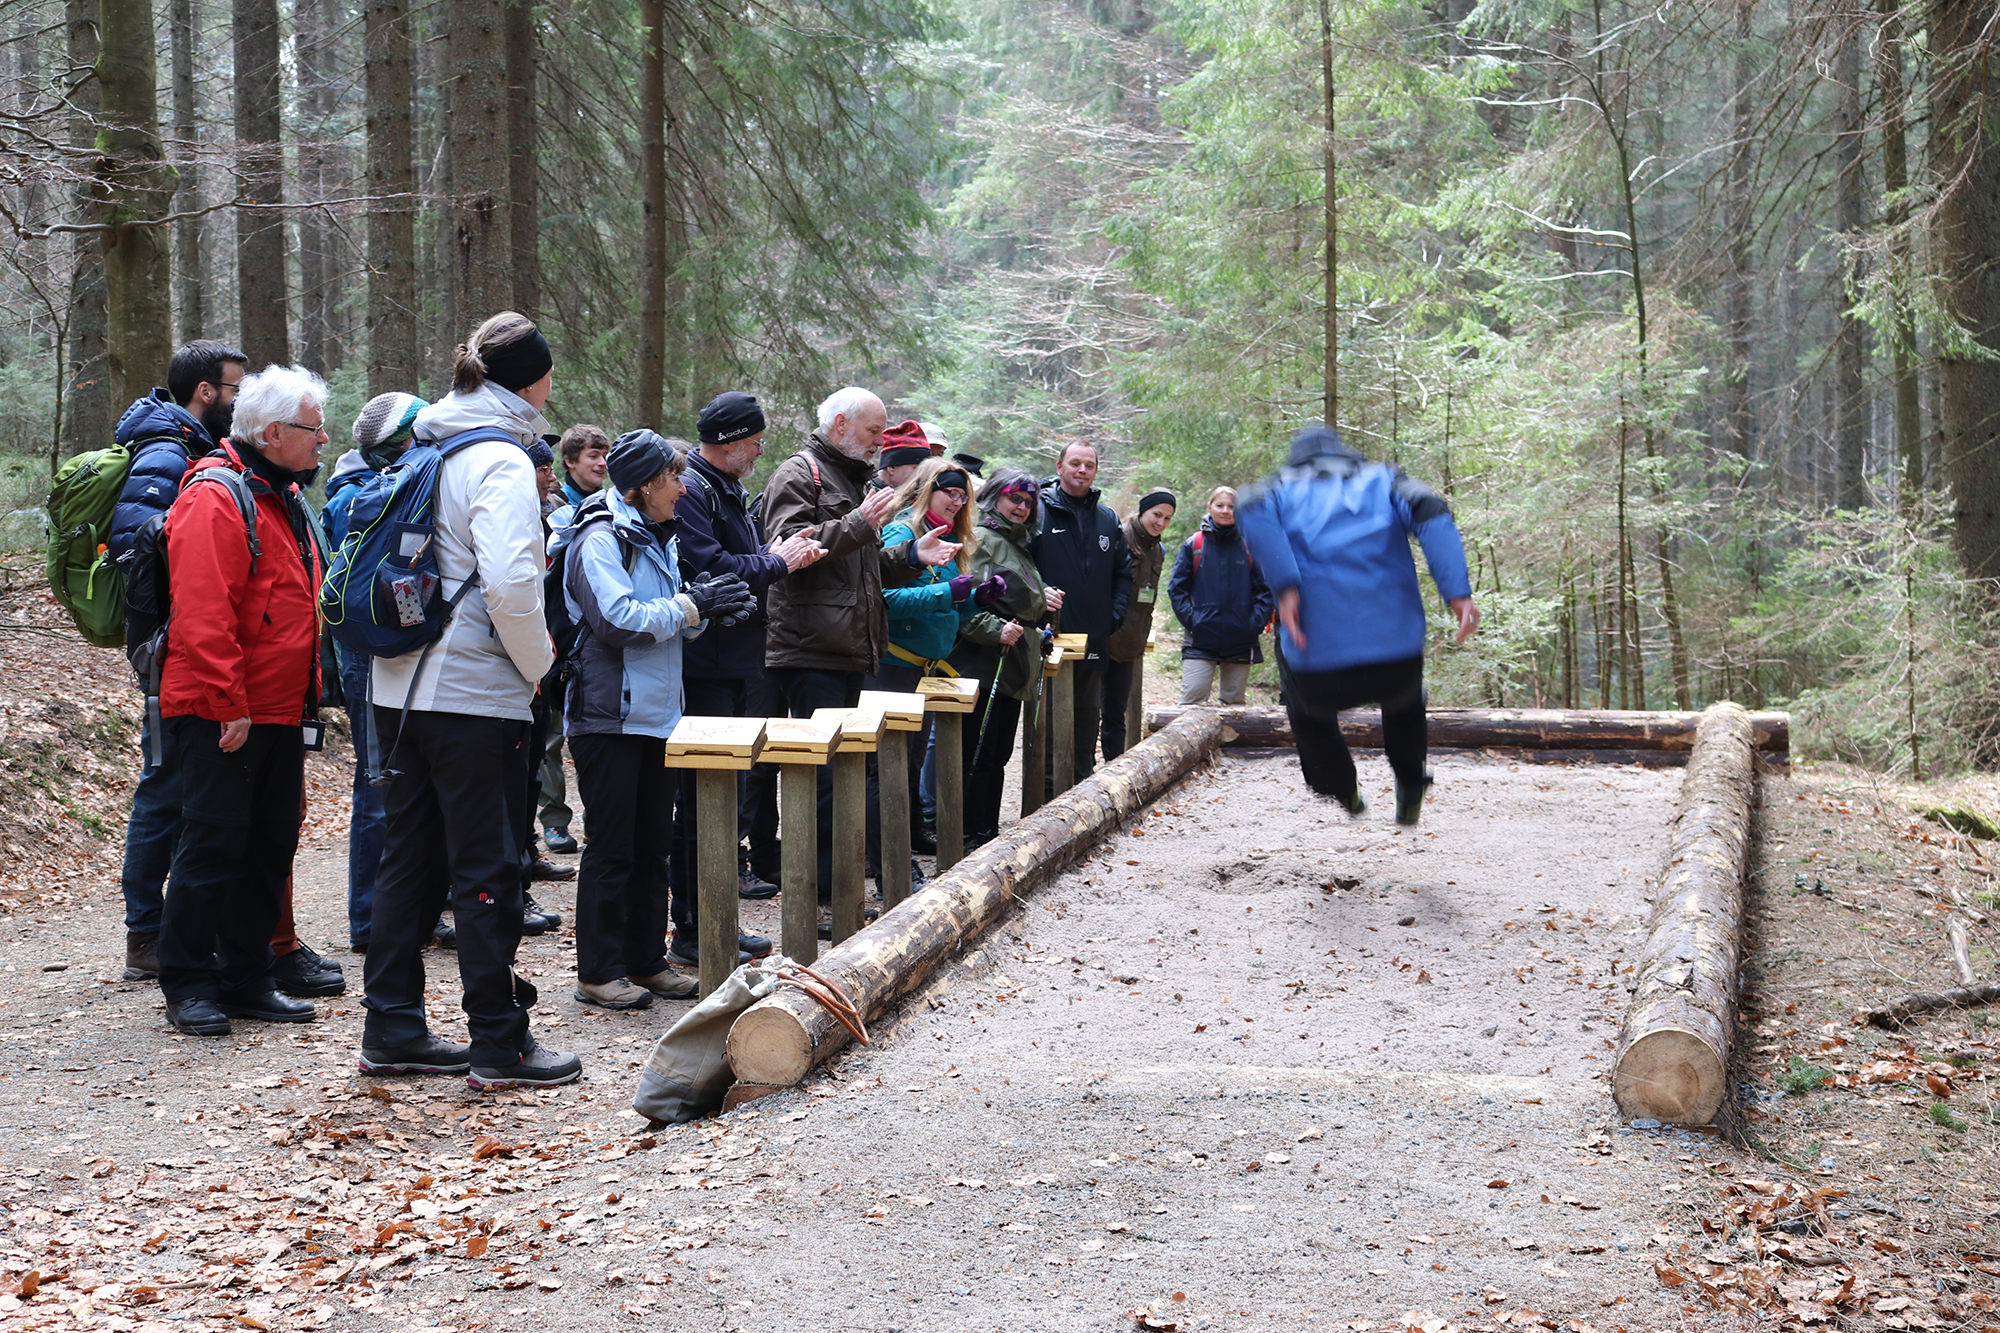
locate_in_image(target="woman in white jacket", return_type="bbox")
[561,432,757,1010]
[358,311,579,1092]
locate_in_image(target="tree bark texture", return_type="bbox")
[1877,0,1922,500]
[1318,0,1337,426]
[1934,0,2000,577]
[233,0,289,365]
[1610,703,1757,1124]
[726,711,1226,1087]
[1143,705,1790,760]
[502,0,539,322]
[1722,0,1753,459]
[94,0,173,412]
[1833,26,1869,511]
[169,0,203,343]
[63,0,112,457]
[446,0,513,322]
[295,0,332,374]
[364,0,417,394]
[637,0,665,425]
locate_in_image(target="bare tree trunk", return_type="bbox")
[295,0,330,374]
[96,0,175,409]
[1317,0,1337,425]
[169,0,202,343]
[1877,0,1922,502]
[365,0,417,393]
[1933,0,2000,576]
[637,0,664,424]
[63,0,112,456]
[446,0,513,321]
[1723,0,1754,459]
[503,0,539,322]
[234,0,289,365]
[1833,25,1870,510]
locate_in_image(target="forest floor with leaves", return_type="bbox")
[0,554,1997,1332]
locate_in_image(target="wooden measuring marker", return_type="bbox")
[1022,642,1058,816]
[1050,632,1088,795]
[663,716,766,999]
[857,690,926,911]
[916,676,979,871]
[1125,630,1155,749]
[810,705,887,944]
[759,715,840,964]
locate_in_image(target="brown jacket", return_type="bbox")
[1102,512,1166,662]
[761,432,919,673]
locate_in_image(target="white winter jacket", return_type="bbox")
[369,383,556,722]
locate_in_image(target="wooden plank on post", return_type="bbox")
[812,708,882,946]
[663,717,764,999]
[857,691,925,911]
[1129,633,1153,742]
[1021,674,1047,817]
[763,717,837,965]
[1051,657,1076,797]
[918,678,978,872]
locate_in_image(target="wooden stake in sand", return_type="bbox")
[918,678,980,872]
[726,709,1226,1089]
[664,716,767,998]
[760,716,840,964]
[1611,702,1758,1125]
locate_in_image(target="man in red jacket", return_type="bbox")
[155,365,330,1037]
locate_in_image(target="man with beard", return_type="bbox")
[761,387,958,912]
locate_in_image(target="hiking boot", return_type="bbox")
[124,930,160,981]
[525,894,562,929]
[738,867,779,900]
[468,1040,582,1091]
[218,989,318,1023]
[430,918,457,949]
[166,997,230,1036]
[911,824,938,856]
[816,906,833,940]
[629,968,698,999]
[521,897,557,937]
[528,856,576,882]
[1334,789,1367,818]
[543,825,579,854]
[667,931,771,967]
[272,943,346,997]
[349,937,369,955]
[575,978,654,1010]
[359,1033,472,1075]
[1394,769,1435,827]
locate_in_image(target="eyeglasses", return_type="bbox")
[207,379,241,396]
[281,420,329,439]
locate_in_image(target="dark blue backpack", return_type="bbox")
[318,427,519,658]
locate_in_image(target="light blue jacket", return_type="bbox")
[1237,425,1472,674]
[559,490,705,739]
[879,515,977,668]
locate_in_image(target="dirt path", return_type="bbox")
[3,733,1792,1333]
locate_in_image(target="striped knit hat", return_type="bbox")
[352,392,426,454]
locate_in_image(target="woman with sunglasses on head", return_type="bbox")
[949,465,1065,848]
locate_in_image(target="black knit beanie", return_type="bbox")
[608,429,675,492]
[698,391,766,444]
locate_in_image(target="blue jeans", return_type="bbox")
[119,716,183,934]
[342,652,388,946]
[919,728,938,823]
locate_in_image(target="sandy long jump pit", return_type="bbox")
[689,748,1734,1333]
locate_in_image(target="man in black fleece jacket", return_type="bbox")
[1033,440,1132,782]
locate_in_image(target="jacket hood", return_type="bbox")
[1200,515,1242,541]
[116,389,211,451]
[1041,477,1100,510]
[1288,423,1361,466]
[412,381,551,448]
[980,508,1034,548]
[328,447,371,480]
[1124,512,1161,548]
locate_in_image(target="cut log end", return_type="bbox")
[1613,1027,1727,1124]
[726,1002,814,1088]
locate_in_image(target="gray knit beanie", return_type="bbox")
[352,392,427,469]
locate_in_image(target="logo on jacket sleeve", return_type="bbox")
[1099,534,1111,551]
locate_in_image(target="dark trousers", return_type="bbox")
[670,675,748,934]
[571,732,674,983]
[1099,658,1137,762]
[768,666,860,896]
[1072,667,1105,779]
[156,718,304,1004]
[742,673,785,881]
[340,653,388,945]
[965,681,1024,840]
[362,708,536,1066]
[119,716,181,934]
[862,661,926,877]
[524,687,556,885]
[1280,652,1427,801]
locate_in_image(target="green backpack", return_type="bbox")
[45,441,146,648]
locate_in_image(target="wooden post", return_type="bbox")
[812,706,887,946]
[917,678,979,873]
[858,691,926,912]
[1020,664,1049,817]
[1051,659,1076,796]
[761,716,839,966]
[1128,632,1154,743]
[662,716,766,999]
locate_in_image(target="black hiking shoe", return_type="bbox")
[360,1033,473,1075]
[166,997,230,1036]
[273,943,347,997]
[1394,770,1435,826]
[468,1040,582,1091]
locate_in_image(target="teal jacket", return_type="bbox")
[879,514,977,669]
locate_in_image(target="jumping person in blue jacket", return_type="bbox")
[1236,424,1479,825]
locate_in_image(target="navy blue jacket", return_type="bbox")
[1169,519,1274,663]
[1032,480,1132,669]
[107,391,216,567]
[675,448,788,679]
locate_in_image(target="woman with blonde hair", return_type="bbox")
[865,453,1004,866]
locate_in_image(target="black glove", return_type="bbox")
[687,571,758,627]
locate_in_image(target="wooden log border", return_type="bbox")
[726,710,1227,1088]
[1610,702,1759,1125]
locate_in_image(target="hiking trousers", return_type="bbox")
[1279,653,1426,803]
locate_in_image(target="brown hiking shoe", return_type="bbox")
[124,931,159,981]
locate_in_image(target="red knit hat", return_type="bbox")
[879,419,930,468]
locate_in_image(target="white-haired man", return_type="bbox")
[761,386,958,904]
[155,365,330,1036]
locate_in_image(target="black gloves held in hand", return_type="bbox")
[687,571,758,627]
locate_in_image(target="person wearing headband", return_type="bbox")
[1100,487,1177,760]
